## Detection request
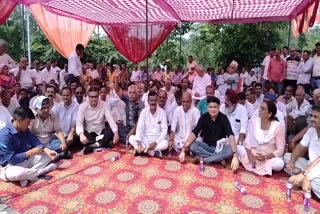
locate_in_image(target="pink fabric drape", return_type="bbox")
[29,4,96,58]
[102,24,176,63]
[0,0,17,26]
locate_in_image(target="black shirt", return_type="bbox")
[192,112,234,147]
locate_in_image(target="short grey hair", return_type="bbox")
[0,39,7,47]
[314,88,320,96]
[128,85,138,91]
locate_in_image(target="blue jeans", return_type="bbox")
[190,141,233,164]
[48,137,62,153]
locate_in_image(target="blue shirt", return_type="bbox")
[0,122,44,167]
[53,101,79,137]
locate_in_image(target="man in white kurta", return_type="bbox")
[41,61,58,84]
[129,91,168,157]
[170,92,200,152]
[192,65,211,102]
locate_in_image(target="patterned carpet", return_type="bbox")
[0,146,320,214]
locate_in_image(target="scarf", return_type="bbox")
[251,117,279,147]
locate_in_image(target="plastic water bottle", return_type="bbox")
[125,137,129,153]
[304,191,311,214]
[286,181,292,202]
[252,161,256,169]
[110,155,121,162]
[235,182,247,195]
[168,151,172,158]
[200,157,204,173]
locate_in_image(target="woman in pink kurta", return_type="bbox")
[0,64,16,90]
[237,101,285,176]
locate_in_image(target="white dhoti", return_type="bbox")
[283,152,308,171]
[129,135,168,153]
[0,153,53,182]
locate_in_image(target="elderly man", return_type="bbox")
[163,78,175,97]
[225,61,239,90]
[179,97,239,170]
[220,89,248,145]
[11,57,35,91]
[0,107,58,187]
[130,64,141,82]
[42,61,58,84]
[30,96,71,160]
[31,60,43,85]
[297,50,313,95]
[0,39,14,68]
[158,90,173,127]
[170,92,200,152]
[68,44,84,83]
[192,65,212,102]
[186,56,198,83]
[287,87,311,137]
[53,87,79,147]
[87,62,99,80]
[284,105,320,199]
[76,86,119,154]
[197,85,220,115]
[277,85,296,106]
[118,85,144,143]
[129,91,168,158]
[245,87,260,111]
[0,89,20,116]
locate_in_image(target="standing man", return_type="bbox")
[68,44,84,84]
[284,47,301,90]
[0,39,15,68]
[312,42,320,89]
[76,86,119,154]
[42,61,58,84]
[297,50,313,95]
[192,65,212,102]
[0,107,58,187]
[129,91,168,158]
[261,48,275,87]
[268,48,286,95]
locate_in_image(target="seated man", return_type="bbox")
[179,97,239,170]
[192,65,211,102]
[287,87,311,138]
[118,85,144,143]
[0,89,20,116]
[238,92,255,119]
[129,91,168,158]
[285,105,320,199]
[30,96,71,159]
[197,85,220,115]
[220,89,248,145]
[76,85,119,154]
[245,87,261,111]
[170,92,200,152]
[0,107,58,187]
[278,85,296,106]
[158,90,173,126]
[170,89,182,112]
[53,86,79,147]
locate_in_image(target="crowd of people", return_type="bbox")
[0,39,319,201]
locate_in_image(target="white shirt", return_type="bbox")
[10,68,34,88]
[162,86,175,97]
[170,100,179,112]
[87,69,100,79]
[240,71,248,86]
[244,101,255,119]
[32,69,43,85]
[53,101,79,137]
[41,68,58,84]
[276,101,287,118]
[161,102,173,125]
[171,105,200,147]
[0,98,20,116]
[0,53,15,69]
[192,73,211,100]
[246,75,257,86]
[220,103,248,140]
[135,106,168,144]
[0,105,12,130]
[68,51,82,77]
[262,55,271,80]
[300,127,320,164]
[287,99,311,120]
[51,66,61,76]
[312,55,320,77]
[59,69,68,88]
[130,70,142,82]
[250,100,261,112]
[297,58,313,84]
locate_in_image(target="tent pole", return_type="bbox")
[27,10,31,65]
[288,21,291,49]
[22,5,26,57]
[179,23,182,67]
[146,0,149,79]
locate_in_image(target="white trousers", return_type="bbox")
[129,135,168,152]
[284,152,320,199]
[237,145,285,171]
[0,153,52,182]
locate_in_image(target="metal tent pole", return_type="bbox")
[146,0,149,79]
[27,10,31,65]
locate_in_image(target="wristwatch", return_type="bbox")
[302,171,308,176]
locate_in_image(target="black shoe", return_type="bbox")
[83,146,94,155]
[63,150,73,159]
[38,175,53,180]
[154,151,162,159]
